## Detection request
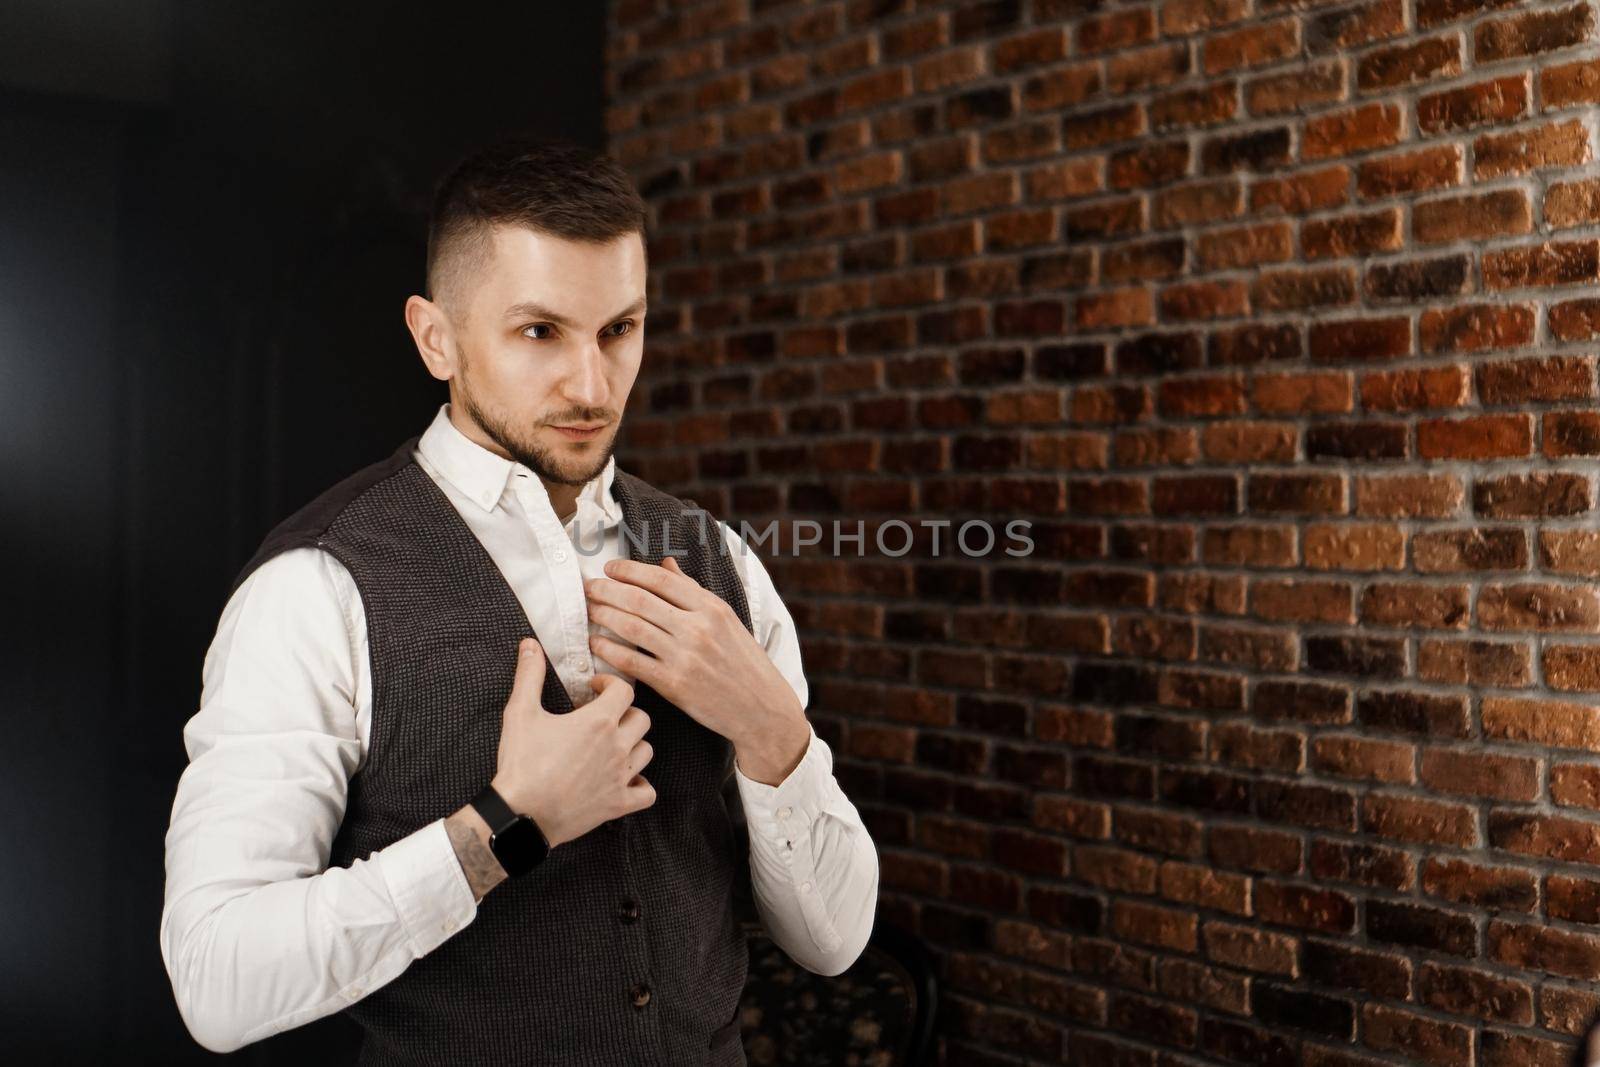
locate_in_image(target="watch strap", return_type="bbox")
[470,782,520,835]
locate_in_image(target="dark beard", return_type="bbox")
[455,348,615,488]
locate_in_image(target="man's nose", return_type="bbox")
[561,346,609,408]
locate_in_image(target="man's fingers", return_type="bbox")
[506,637,547,715]
[599,558,706,611]
[588,670,636,720]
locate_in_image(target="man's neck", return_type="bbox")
[545,482,579,524]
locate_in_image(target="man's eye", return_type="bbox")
[522,321,634,341]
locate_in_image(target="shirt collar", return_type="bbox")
[417,402,621,526]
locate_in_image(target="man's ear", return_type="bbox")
[404,294,457,383]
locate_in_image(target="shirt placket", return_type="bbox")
[513,477,593,699]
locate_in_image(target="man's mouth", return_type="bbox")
[552,423,606,440]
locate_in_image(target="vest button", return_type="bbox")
[618,898,640,924]
[630,982,651,1008]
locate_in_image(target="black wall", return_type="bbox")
[0,3,606,1062]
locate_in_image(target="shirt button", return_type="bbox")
[800,881,813,893]
[630,981,651,1008]
[618,898,640,924]
[553,549,568,563]
[777,806,791,820]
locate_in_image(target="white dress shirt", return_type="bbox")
[159,402,879,1054]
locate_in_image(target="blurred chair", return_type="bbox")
[1580,1019,1600,1067]
[736,918,939,1066]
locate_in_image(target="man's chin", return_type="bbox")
[538,434,614,485]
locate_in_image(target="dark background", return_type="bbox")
[2,2,606,1062]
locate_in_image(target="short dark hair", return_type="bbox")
[425,136,648,309]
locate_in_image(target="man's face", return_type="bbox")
[446,226,646,487]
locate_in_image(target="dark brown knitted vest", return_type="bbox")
[227,433,756,1066]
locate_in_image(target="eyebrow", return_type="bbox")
[502,296,648,328]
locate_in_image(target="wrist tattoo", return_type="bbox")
[446,809,508,903]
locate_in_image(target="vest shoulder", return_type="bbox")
[225,435,422,603]
[612,467,712,517]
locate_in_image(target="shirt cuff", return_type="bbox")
[374,817,479,958]
[734,724,832,836]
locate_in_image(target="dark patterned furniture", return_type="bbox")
[735,918,938,1067]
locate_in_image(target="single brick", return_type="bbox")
[1253,370,1353,414]
[1359,35,1460,89]
[1490,811,1600,865]
[1546,411,1600,456]
[1417,637,1532,686]
[1301,939,1411,999]
[1308,316,1410,361]
[1358,145,1463,199]
[1474,119,1590,179]
[1302,103,1402,160]
[1360,581,1470,628]
[1546,643,1600,691]
[1412,189,1531,242]
[1478,582,1600,631]
[1473,472,1593,517]
[1204,17,1301,74]
[1309,840,1415,894]
[1256,882,1357,933]
[1483,239,1600,289]
[1417,414,1533,459]
[1365,254,1471,301]
[1484,695,1600,749]
[1552,764,1600,811]
[1543,55,1600,108]
[1362,794,1478,847]
[1359,689,1471,738]
[1489,920,1600,980]
[1252,165,1351,215]
[1355,473,1464,518]
[1363,1003,1473,1065]
[1421,856,1538,912]
[1360,366,1470,411]
[1417,74,1528,133]
[1367,899,1477,956]
[1312,734,1416,783]
[1204,919,1299,975]
[1419,747,1541,801]
[1304,208,1403,258]
[1247,61,1346,116]
[1475,4,1596,64]
[1547,178,1600,231]
[1541,529,1600,575]
[1413,527,1528,572]
[1478,355,1595,402]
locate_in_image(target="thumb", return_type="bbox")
[663,554,683,573]
[507,637,548,715]
[587,670,633,711]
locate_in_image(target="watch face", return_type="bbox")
[491,816,549,877]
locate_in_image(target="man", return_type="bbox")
[159,137,880,1066]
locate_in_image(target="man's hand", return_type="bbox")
[584,555,808,783]
[447,637,656,902]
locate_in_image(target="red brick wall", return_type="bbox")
[604,1,1600,1064]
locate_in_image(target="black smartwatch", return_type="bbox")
[469,783,551,877]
